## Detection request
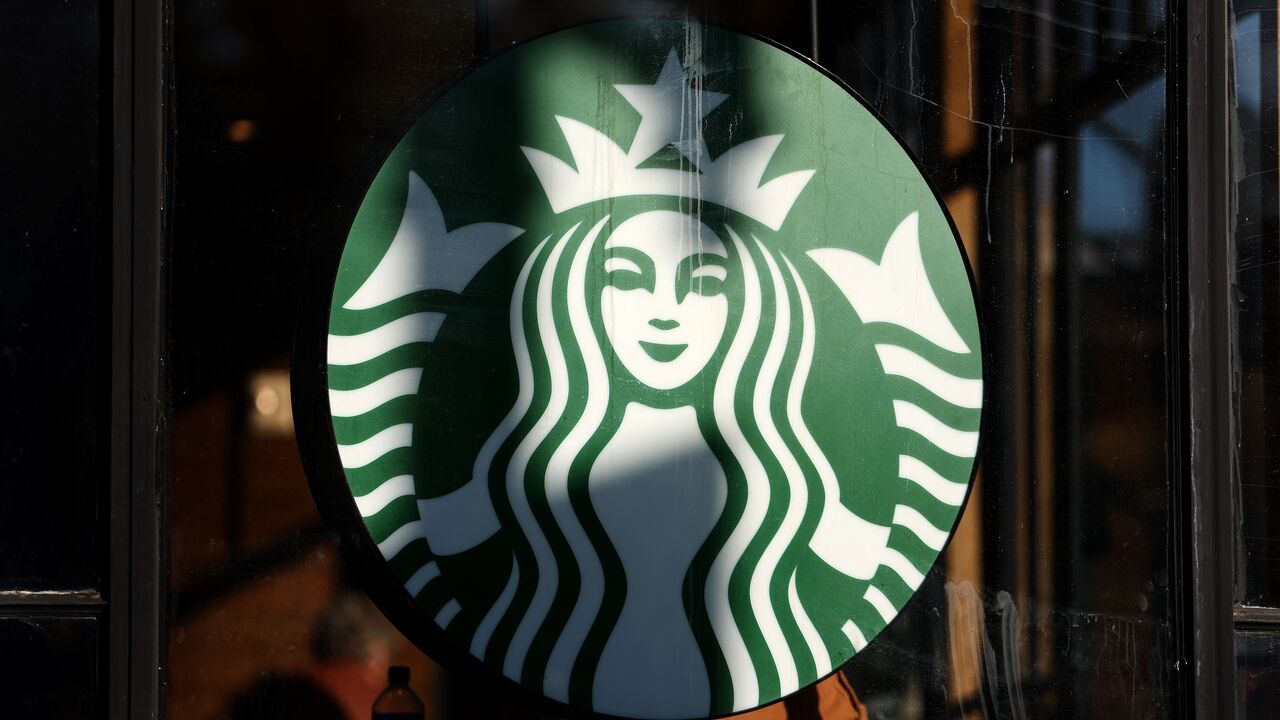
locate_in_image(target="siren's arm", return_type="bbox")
[416,477,501,556]
[809,501,891,581]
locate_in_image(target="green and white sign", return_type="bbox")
[311,19,981,719]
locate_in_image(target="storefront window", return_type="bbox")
[165,2,1175,718]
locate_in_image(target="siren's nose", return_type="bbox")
[649,318,680,331]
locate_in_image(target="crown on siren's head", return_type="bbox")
[519,50,815,232]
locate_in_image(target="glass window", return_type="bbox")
[0,617,101,720]
[0,0,108,592]
[1238,630,1280,718]
[819,2,1172,717]
[167,2,1176,718]
[1230,6,1280,716]
[1234,0,1280,610]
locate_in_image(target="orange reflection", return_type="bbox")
[735,672,868,720]
[227,119,257,143]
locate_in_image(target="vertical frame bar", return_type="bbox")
[1181,0,1235,716]
[108,0,133,712]
[809,0,820,63]
[110,0,166,716]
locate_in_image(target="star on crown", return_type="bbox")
[520,50,815,231]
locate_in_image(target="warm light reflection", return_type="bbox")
[228,118,256,143]
[945,186,980,283]
[248,370,293,436]
[254,386,281,416]
[942,0,977,158]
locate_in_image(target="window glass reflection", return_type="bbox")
[0,617,100,720]
[0,0,106,592]
[167,2,1175,718]
[1238,631,1280,719]
[1233,0,1280,609]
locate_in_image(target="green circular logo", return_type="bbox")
[316,19,981,719]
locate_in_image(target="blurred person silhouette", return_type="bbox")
[308,591,396,720]
[228,591,394,720]
[227,589,868,720]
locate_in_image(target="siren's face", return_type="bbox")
[600,210,730,390]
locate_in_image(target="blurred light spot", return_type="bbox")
[228,119,256,143]
[248,370,292,437]
[254,387,280,416]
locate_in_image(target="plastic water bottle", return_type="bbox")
[372,666,425,720]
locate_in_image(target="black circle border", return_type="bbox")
[291,17,990,720]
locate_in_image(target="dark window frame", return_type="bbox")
[108,0,165,717]
[1182,0,1246,717]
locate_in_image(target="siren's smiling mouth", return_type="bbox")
[639,340,688,363]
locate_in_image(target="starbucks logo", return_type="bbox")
[299,19,982,720]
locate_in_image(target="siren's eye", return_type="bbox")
[679,255,729,300]
[604,248,654,292]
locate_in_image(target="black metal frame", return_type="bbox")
[1180,0,1236,718]
[108,0,166,717]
